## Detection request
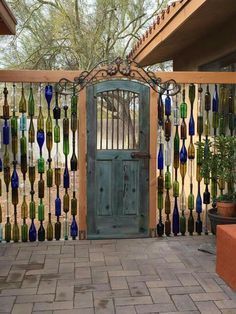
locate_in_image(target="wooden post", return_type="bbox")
[149,89,158,237]
[78,88,87,239]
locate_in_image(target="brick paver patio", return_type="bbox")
[0,236,236,313]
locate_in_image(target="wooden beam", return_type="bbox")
[149,89,157,237]
[155,72,236,84]
[133,0,207,65]
[78,88,87,240]
[0,0,17,35]
[0,70,82,83]
[1,70,236,84]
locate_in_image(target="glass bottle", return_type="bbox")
[196,190,202,235]
[197,86,203,137]
[212,84,219,131]
[164,190,171,236]
[173,128,179,169]
[46,115,53,152]
[158,96,164,126]
[179,190,186,236]
[172,198,179,236]
[188,192,194,235]
[158,145,164,170]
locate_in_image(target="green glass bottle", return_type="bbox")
[54,124,60,143]
[21,195,28,242]
[164,190,171,236]
[28,86,35,116]
[29,119,35,143]
[180,102,187,119]
[173,129,179,169]
[63,117,69,156]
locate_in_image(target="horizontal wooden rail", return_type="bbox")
[0,70,236,84]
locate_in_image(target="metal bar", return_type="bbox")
[117,90,120,149]
[111,91,114,149]
[100,94,103,149]
[133,93,136,149]
[106,91,109,149]
[127,91,130,149]
[122,90,125,149]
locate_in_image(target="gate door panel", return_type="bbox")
[87,80,149,238]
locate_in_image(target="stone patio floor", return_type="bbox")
[0,235,236,314]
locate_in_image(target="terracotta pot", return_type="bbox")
[217,201,236,217]
[208,208,236,235]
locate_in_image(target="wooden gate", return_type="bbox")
[87,80,150,239]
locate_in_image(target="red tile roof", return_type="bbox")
[128,0,189,60]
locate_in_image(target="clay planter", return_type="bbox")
[208,208,236,235]
[217,201,236,217]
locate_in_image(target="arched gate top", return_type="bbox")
[58,57,180,96]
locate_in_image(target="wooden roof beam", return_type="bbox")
[0,0,17,35]
[132,0,207,66]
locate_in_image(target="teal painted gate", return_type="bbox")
[87,80,150,239]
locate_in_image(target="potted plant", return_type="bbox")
[196,135,236,234]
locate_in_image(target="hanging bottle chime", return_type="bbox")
[187,84,195,235]
[54,85,62,240]
[219,85,227,137]
[28,84,36,241]
[179,87,187,236]
[37,84,45,241]
[63,92,70,240]
[19,84,28,242]
[173,93,180,236]
[11,84,20,242]
[196,86,203,235]
[157,95,164,237]
[70,87,78,240]
[3,86,11,242]
[203,85,211,235]
[211,84,219,211]
[45,85,53,241]
[164,92,172,236]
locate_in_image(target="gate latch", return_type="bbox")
[131,152,150,159]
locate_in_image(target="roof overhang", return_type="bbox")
[0,0,17,35]
[130,0,236,66]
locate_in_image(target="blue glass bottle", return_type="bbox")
[45,85,53,108]
[70,217,78,240]
[3,121,9,145]
[55,197,61,217]
[212,84,219,112]
[189,114,195,136]
[165,93,171,116]
[172,198,179,236]
[158,145,164,170]
[180,143,187,164]
[196,192,202,214]
[63,167,70,188]
[29,220,37,242]
[37,130,45,152]
[11,167,19,189]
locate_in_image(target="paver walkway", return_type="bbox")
[0,236,236,314]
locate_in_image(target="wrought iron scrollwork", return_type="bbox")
[58,57,180,96]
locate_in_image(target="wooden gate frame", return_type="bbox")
[62,58,179,239]
[78,80,158,239]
